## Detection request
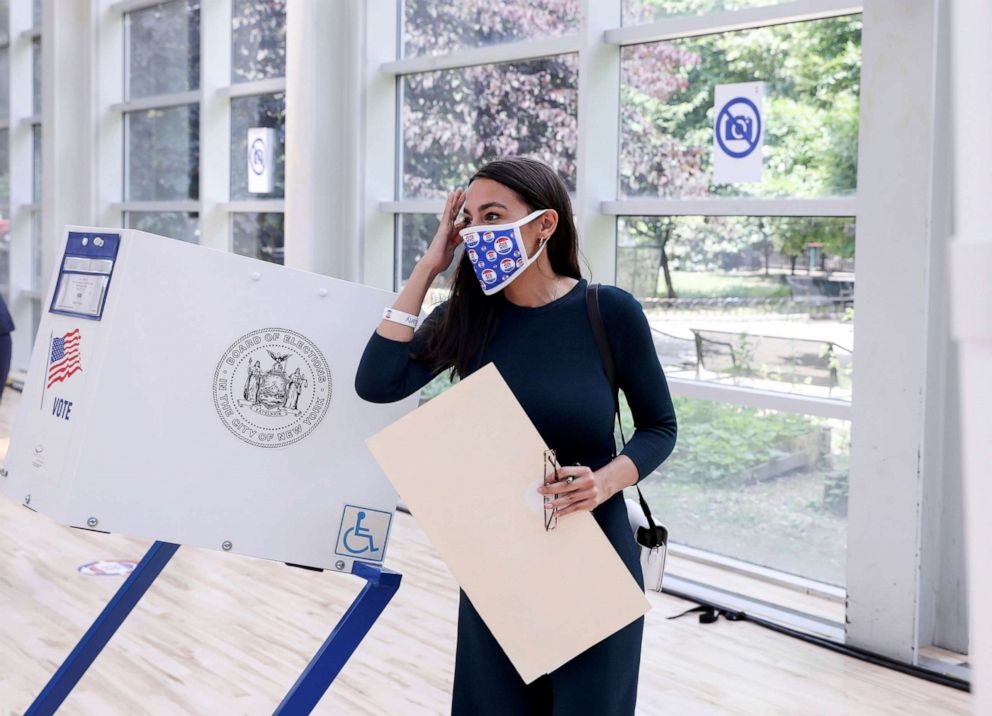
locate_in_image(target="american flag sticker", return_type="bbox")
[48,329,82,388]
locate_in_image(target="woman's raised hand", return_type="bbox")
[422,187,466,278]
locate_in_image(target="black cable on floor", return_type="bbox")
[662,587,970,693]
[382,509,973,692]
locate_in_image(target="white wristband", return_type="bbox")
[382,306,419,329]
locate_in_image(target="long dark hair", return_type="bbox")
[416,157,582,379]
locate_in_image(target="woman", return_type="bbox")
[355,157,677,715]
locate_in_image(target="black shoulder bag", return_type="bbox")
[585,284,669,555]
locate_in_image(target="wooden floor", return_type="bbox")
[0,389,971,715]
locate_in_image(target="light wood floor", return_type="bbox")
[0,389,971,715]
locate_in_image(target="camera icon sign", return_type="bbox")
[725,115,753,142]
[715,96,762,159]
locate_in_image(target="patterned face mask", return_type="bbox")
[459,209,549,296]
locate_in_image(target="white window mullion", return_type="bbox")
[603,197,857,217]
[605,0,862,46]
[222,200,285,213]
[109,0,170,15]
[95,0,124,227]
[111,89,200,114]
[382,33,581,76]
[378,198,443,215]
[219,77,287,99]
[668,378,852,421]
[112,201,200,213]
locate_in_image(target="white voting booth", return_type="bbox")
[3,226,418,713]
[3,226,415,570]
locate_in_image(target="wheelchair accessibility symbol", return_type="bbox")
[335,505,392,562]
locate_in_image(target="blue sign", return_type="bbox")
[250,137,267,176]
[49,232,121,321]
[715,96,762,159]
[335,505,392,563]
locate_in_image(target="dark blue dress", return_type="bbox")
[355,278,677,715]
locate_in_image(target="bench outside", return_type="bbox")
[689,328,852,393]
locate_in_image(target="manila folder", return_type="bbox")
[366,362,650,683]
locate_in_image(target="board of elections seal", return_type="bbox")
[213,328,332,448]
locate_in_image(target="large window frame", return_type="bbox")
[364,0,962,674]
[103,0,285,257]
[377,0,857,566]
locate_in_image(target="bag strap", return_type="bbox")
[585,283,658,528]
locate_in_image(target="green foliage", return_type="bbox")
[619,393,820,485]
[619,13,862,270]
[667,270,789,298]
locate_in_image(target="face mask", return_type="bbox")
[459,209,549,296]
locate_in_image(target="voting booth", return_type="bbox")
[2,227,418,713]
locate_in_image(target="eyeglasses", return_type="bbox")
[544,448,560,531]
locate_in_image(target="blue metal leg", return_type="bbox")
[26,540,180,716]
[274,562,403,715]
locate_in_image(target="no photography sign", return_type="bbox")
[713,81,765,184]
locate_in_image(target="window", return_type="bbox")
[615,13,861,589]
[403,1,580,58]
[630,395,850,584]
[31,36,39,114]
[620,17,861,198]
[229,93,285,201]
[378,1,863,604]
[125,211,200,244]
[617,214,854,399]
[231,0,286,82]
[125,105,200,202]
[29,4,43,325]
[401,56,579,202]
[124,0,200,100]
[31,123,40,202]
[31,210,41,289]
[0,0,8,303]
[0,45,8,117]
[228,0,287,263]
[120,0,202,242]
[395,213,459,291]
[232,212,283,263]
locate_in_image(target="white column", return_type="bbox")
[284,0,363,280]
[950,0,992,708]
[575,0,620,284]
[915,0,968,657]
[41,0,96,280]
[199,0,232,251]
[94,0,123,228]
[846,0,944,662]
[360,0,398,290]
